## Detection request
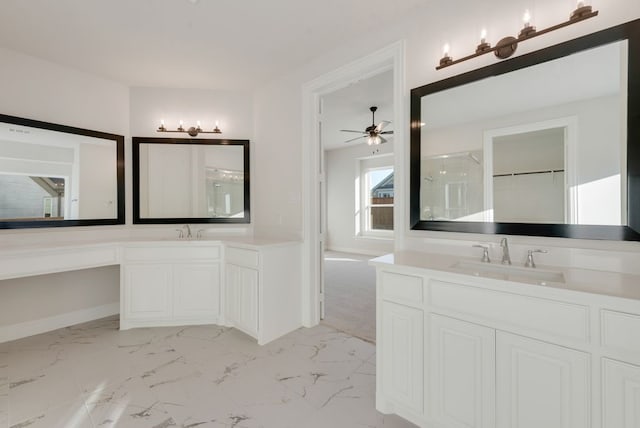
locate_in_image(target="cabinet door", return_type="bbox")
[496,332,590,428]
[123,264,172,320]
[602,358,640,428]
[429,314,495,428]
[226,264,259,337]
[173,263,220,320]
[381,301,423,414]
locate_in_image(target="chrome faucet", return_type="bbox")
[524,249,548,268]
[472,244,491,263]
[500,237,511,265]
[183,224,192,239]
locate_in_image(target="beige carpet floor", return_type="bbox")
[321,251,377,343]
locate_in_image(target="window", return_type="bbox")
[362,166,394,233]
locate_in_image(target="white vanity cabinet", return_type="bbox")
[602,358,640,428]
[428,314,495,428]
[225,262,259,337]
[224,241,302,345]
[373,252,640,428]
[495,331,589,428]
[121,242,222,329]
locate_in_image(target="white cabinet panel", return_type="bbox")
[381,271,423,304]
[603,358,640,428]
[124,264,172,320]
[429,314,495,428]
[226,264,259,337]
[601,310,640,362]
[381,301,423,414]
[496,332,590,428]
[173,263,220,319]
[226,247,259,268]
[429,280,590,343]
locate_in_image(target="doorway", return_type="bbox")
[319,71,395,341]
[301,41,405,330]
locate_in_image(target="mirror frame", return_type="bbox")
[0,113,125,229]
[410,19,640,241]
[132,137,251,224]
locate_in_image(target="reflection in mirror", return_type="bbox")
[420,40,627,227]
[0,114,124,228]
[133,138,250,224]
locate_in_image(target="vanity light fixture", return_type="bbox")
[436,1,598,70]
[157,120,222,137]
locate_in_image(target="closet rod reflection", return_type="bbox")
[493,169,565,178]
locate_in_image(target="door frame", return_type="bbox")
[301,41,406,327]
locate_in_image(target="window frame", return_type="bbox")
[359,164,394,237]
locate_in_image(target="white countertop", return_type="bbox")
[370,251,640,302]
[0,236,300,255]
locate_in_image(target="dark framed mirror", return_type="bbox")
[410,19,640,241]
[0,114,125,229]
[132,137,250,224]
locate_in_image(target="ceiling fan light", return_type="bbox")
[367,136,375,146]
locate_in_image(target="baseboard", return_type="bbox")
[0,302,119,343]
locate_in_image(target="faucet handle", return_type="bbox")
[175,229,184,239]
[472,244,491,263]
[524,249,547,268]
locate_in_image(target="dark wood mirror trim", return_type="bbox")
[0,113,125,229]
[410,19,640,241]
[132,137,251,224]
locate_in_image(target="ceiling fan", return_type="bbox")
[340,106,393,145]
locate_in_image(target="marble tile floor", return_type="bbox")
[322,252,377,343]
[0,316,416,428]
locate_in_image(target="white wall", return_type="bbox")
[0,47,130,331]
[326,144,394,255]
[253,0,640,274]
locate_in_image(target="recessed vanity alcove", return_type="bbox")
[0,115,301,346]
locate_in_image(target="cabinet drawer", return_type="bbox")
[429,280,589,343]
[381,271,423,304]
[226,246,259,268]
[601,310,640,360]
[123,245,221,262]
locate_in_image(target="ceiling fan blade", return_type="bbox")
[340,129,366,134]
[375,120,392,132]
[380,130,394,135]
[345,135,366,143]
[379,136,388,144]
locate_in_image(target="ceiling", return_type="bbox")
[0,0,425,91]
[321,70,394,151]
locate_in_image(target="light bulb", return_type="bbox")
[577,0,585,7]
[160,119,165,126]
[197,120,201,127]
[367,136,374,146]
[523,9,531,26]
[443,43,450,56]
[480,28,487,43]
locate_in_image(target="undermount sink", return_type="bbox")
[450,260,565,285]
